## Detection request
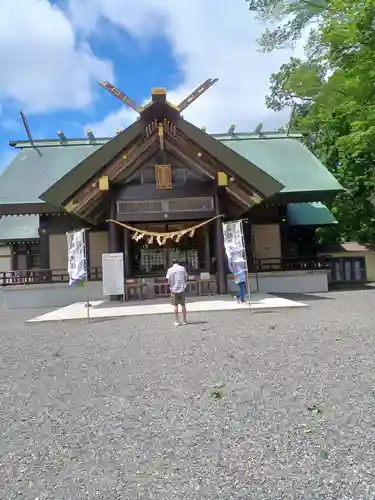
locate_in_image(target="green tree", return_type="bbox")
[263,0,375,243]
[246,0,329,52]
[265,57,324,111]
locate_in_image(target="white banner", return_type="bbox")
[102,253,124,296]
[223,220,251,305]
[66,229,87,285]
[222,221,245,261]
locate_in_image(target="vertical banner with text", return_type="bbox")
[66,229,87,286]
[222,220,251,303]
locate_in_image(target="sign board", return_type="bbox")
[200,272,211,281]
[102,253,124,296]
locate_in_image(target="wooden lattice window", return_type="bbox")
[117,200,163,214]
[155,164,172,189]
[168,197,214,212]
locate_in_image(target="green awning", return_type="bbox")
[287,202,338,226]
[0,215,39,241]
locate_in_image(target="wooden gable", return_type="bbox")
[40,100,283,224]
[122,151,208,186]
[116,150,217,221]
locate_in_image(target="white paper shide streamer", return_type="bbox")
[66,229,87,286]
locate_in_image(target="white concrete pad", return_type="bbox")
[27,294,307,323]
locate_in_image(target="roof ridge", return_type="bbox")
[9,138,110,148]
[10,131,303,149]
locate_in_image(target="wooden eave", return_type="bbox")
[63,133,159,223]
[0,202,60,216]
[164,130,263,210]
[1,238,39,244]
[56,130,276,222]
[164,140,249,210]
[38,101,285,223]
[41,104,283,208]
[269,189,344,204]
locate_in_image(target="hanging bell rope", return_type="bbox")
[106,215,222,245]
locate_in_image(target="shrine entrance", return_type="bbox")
[128,222,211,276]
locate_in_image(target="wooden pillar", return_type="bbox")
[39,215,50,281]
[123,227,131,277]
[214,194,227,294]
[108,198,117,253]
[26,243,32,270]
[85,231,91,280]
[108,196,121,301]
[203,225,211,272]
[243,218,254,271]
[279,205,289,265]
[10,243,17,271]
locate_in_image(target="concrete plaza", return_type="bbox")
[28,293,307,322]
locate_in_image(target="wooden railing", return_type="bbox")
[0,267,102,286]
[253,256,331,273]
[0,257,330,286]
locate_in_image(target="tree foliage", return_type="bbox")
[259,0,375,243]
[246,0,329,52]
[265,57,324,111]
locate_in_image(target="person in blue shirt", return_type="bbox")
[229,257,247,303]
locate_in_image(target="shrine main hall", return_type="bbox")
[0,80,343,300]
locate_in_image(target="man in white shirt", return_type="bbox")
[166,260,188,326]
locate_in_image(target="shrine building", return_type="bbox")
[0,80,344,301]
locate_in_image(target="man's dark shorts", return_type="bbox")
[171,292,186,306]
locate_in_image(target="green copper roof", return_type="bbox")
[0,143,102,204]
[176,120,283,200]
[0,215,39,241]
[215,136,343,195]
[41,122,143,207]
[0,131,342,210]
[287,202,338,226]
[40,124,285,208]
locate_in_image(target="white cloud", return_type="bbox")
[86,107,137,138]
[68,0,305,135]
[0,0,114,114]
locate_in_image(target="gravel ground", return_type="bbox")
[1,289,375,499]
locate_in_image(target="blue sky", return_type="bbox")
[0,0,303,173]
[1,33,180,140]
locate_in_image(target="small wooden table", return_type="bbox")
[124,280,146,301]
[154,279,170,298]
[198,279,217,296]
[186,280,198,296]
